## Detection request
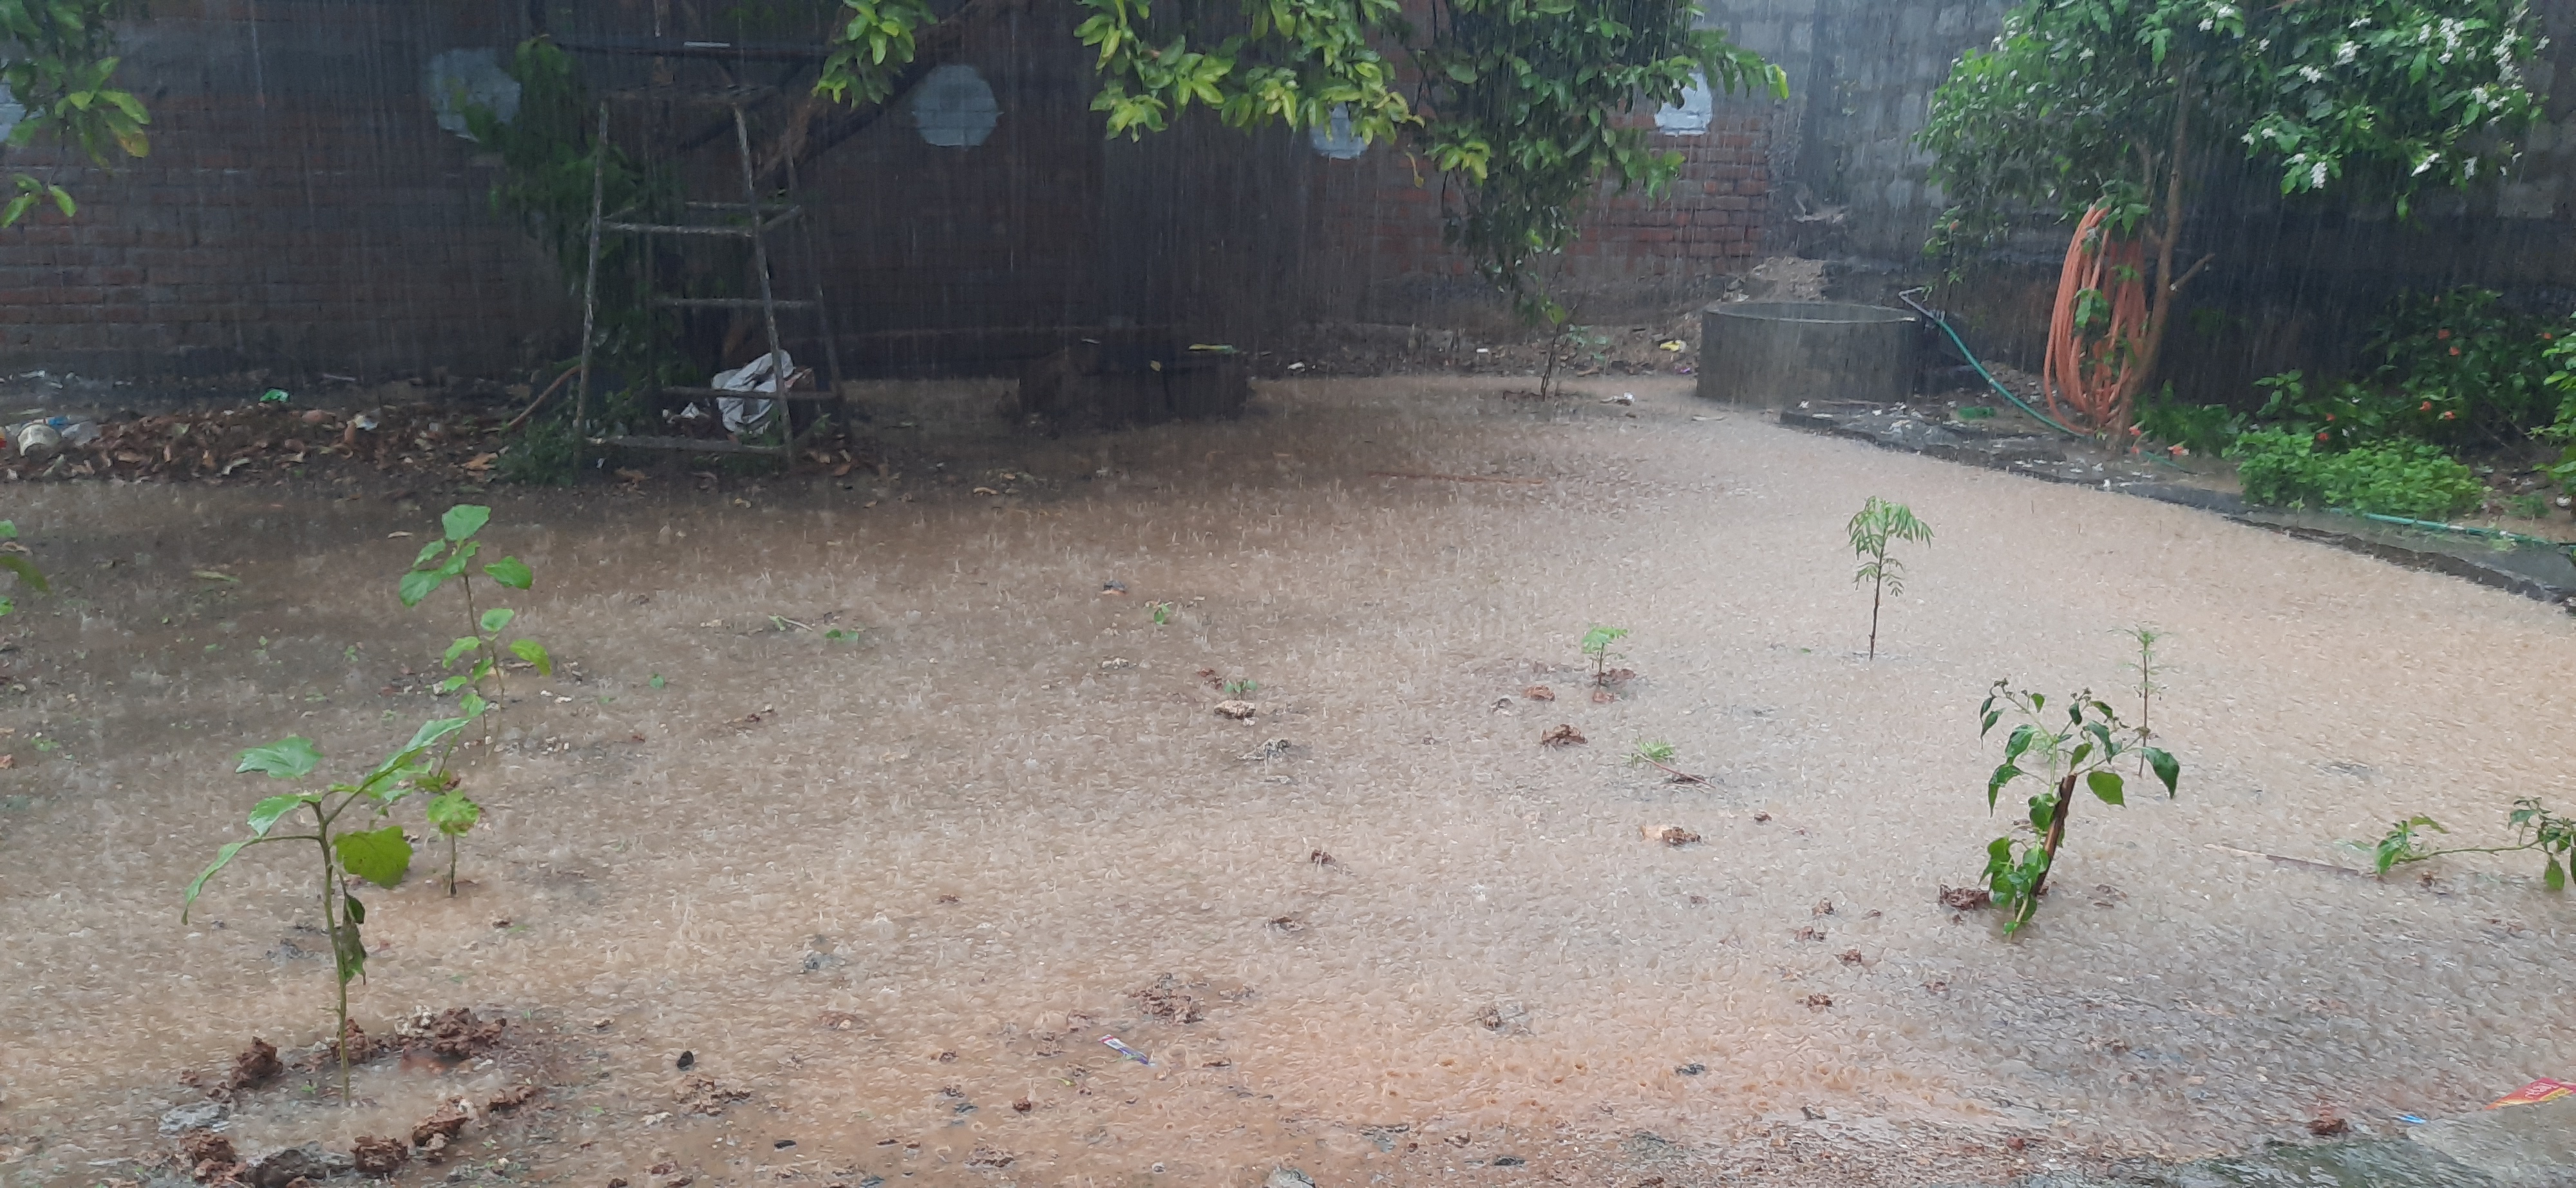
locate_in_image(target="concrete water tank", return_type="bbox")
[1696,301,1918,408]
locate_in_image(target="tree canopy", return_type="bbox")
[0,0,150,226]
[1918,0,2542,430]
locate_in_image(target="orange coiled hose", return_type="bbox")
[2043,203,2150,436]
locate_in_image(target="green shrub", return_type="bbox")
[2368,288,2560,446]
[2230,429,2487,519]
[2136,387,2243,457]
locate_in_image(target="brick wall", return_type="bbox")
[0,0,565,379]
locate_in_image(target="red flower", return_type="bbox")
[2438,329,2453,340]
[2441,410,2457,420]
[2316,431,2332,443]
[2450,346,2463,356]
[2324,412,2336,421]
[2421,401,2434,411]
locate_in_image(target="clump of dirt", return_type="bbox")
[967,1145,1016,1169]
[1214,700,1257,720]
[396,1006,506,1059]
[1540,724,1586,747]
[411,1098,470,1147]
[678,1077,751,1116]
[1521,685,1555,702]
[179,1129,241,1183]
[1804,993,1833,1011]
[349,1135,408,1176]
[1473,1002,1531,1034]
[1130,973,1207,1023]
[1938,885,1993,911]
[486,1084,542,1113]
[1651,825,1700,847]
[329,1020,372,1064]
[226,1038,283,1093]
[2308,1112,2349,1136]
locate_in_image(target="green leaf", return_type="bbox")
[334,825,413,890]
[444,636,482,666]
[2547,856,2566,892]
[442,504,491,542]
[399,568,446,608]
[478,606,515,634]
[459,691,489,718]
[509,638,553,675]
[0,553,48,594]
[426,791,482,838]
[2002,723,2035,764]
[183,838,253,921]
[1987,763,2022,809]
[2087,769,2125,805]
[236,737,322,780]
[2143,747,2180,796]
[414,539,449,568]
[247,793,315,835]
[333,917,367,984]
[343,892,366,926]
[483,556,533,590]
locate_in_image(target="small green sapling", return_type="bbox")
[399,504,551,894]
[1580,625,1629,687]
[1848,498,1931,658]
[2119,624,2166,773]
[2371,799,2573,890]
[184,718,468,1100]
[1977,681,2178,935]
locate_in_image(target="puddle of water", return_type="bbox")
[0,377,2570,1186]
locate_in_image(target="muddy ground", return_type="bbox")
[1,375,2571,1188]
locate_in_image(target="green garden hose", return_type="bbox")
[1895,289,2084,438]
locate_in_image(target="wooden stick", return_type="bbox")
[504,367,579,434]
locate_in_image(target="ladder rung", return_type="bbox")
[652,297,817,310]
[605,221,753,237]
[655,385,839,401]
[603,209,802,238]
[600,435,790,457]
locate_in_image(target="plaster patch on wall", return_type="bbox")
[1311,104,1365,159]
[913,64,1000,148]
[1654,73,1712,135]
[424,48,520,139]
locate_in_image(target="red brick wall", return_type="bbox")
[1292,102,1777,325]
[0,0,565,379]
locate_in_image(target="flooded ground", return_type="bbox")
[1,375,2571,1188]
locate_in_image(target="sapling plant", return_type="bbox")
[184,718,468,1100]
[1580,625,1629,687]
[1848,498,1931,659]
[2370,800,2574,891]
[1628,738,1706,783]
[2119,624,2165,773]
[1976,681,2179,935]
[399,504,551,894]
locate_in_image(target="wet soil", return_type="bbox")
[1,375,2571,1188]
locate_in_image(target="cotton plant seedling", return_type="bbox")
[0,520,46,617]
[1976,681,2178,935]
[2369,800,2574,892]
[1149,601,1175,625]
[1629,739,1707,784]
[1222,678,1258,696]
[183,718,468,1100]
[399,504,551,895]
[1848,497,1931,659]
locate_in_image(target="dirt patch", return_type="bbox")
[396,1006,506,1060]
[1938,885,1993,911]
[410,1098,469,1147]
[1650,825,1701,847]
[1130,973,1208,1023]
[348,1135,407,1176]
[677,1076,751,1116]
[1540,723,1586,747]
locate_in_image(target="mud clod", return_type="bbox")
[1938,885,1993,910]
[1130,973,1207,1022]
[1804,993,1833,1010]
[486,1084,541,1112]
[350,1136,408,1176]
[178,1129,240,1183]
[412,1098,470,1147]
[226,1038,283,1092]
[678,1076,750,1116]
[1651,825,1700,847]
[1521,685,1555,701]
[1540,724,1586,747]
